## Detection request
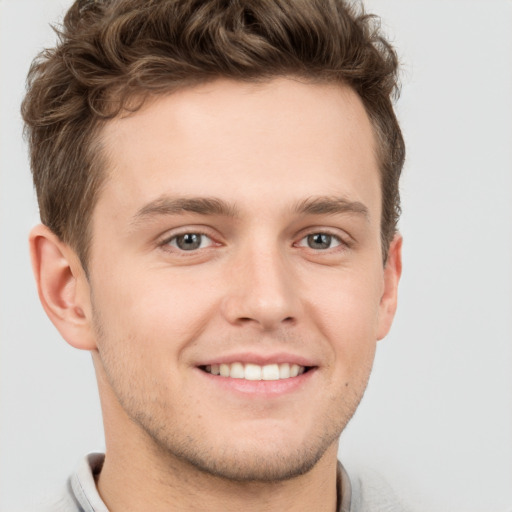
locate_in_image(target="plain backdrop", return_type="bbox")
[1,1,511,511]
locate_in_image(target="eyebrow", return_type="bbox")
[131,196,239,225]
[293,196,370,220]
[131,194,369,226]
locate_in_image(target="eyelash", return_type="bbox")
[159,230,349,253]
[160,231,217,252]
[295,232,347,251]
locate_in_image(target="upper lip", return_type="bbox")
[196,352,318,368]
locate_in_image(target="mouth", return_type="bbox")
[199,362,313,381]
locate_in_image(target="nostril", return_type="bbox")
[236,316,296,326]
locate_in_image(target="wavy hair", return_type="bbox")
[22,0,404,266]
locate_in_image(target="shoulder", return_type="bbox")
[30,453,106,512]
[31,481,84,512]
[349,469,413,512]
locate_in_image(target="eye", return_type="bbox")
[298,233,343,250]
[166,233,214,251]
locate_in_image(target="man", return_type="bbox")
[22,0,405,510]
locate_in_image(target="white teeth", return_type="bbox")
[204,362,307,380]
[262,364,280,381]
[244,363,262,381]
[230,362,245,379]
[279,363,290,379]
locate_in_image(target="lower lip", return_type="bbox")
[196,367,317,397]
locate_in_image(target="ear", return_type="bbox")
[376,233,403,341]
[29,224,97,350]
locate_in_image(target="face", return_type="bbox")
[86,77,400,481]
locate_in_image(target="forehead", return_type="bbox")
[98,77,380,222]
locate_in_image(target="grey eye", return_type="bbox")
[307,233,332,249]
[170,233,212,251]
[298,233,342,250]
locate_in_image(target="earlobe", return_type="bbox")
[29,224,97,351]
[376,234,403,341]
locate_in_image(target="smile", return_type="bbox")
[201,362,309,381]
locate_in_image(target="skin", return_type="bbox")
[30,77,402,512]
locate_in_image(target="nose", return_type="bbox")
[221,244,302,331]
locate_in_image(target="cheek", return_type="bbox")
[90,265,222,355]
[304,266,383,357]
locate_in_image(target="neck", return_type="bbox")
[97,439,339,512]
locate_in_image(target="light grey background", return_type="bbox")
[1,1,511,511]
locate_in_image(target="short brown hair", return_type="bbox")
[22,0,405,267]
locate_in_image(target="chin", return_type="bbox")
[166,439,336,483]
[137,414,344,483]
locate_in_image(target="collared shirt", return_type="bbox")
[40,453,409,512]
